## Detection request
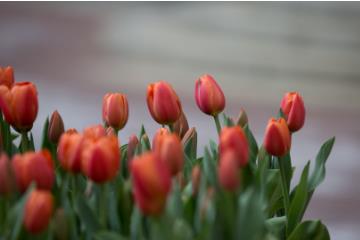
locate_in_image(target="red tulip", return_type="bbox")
[219,126,249,167]
[24,190,54,234]
[280,92,306,132]
[0,82,38,132]
[127,134,139,161]
[12,150,55,192]
[146,81,182,124]
[152,127,170,149]
[102,93,129,131]
[57,131,84,173]
[48,110,65,144]
[0,153,15,195]
[81,132,120,183]
[131,152,171,216]
[195,74,225,116]
[0,66,14,88]
[264,117,291,157]
[219,151,240,191]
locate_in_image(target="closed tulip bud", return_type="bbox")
[195,74,225,116]
[0,154,15,195]
[219,126,249,167]
[219,151,240,191]
[264,117,291,157]
[236,108,248,128]
[131,152,171,216]
[0,66,14,88]
[191,165,201,195]
[127,134,139,161]
[12,150,55,192]
[147,81,182,124]
[173,111,189,138]
[280,92,306,132]
[152,127,169,149]
[57,132,84,173]
[102,93,129,131]
[0,82,38,132]
[48,110,65,144]
[24,190,54,234]
[153,133,183,176]
[82,134,120,183]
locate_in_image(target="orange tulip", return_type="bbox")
[0,153,15,195]
[102,93,129,131]
[153,133,184,176]
[280,92,306,132]
[219,151,240,191]
[146,81,182,124]
[12,150,55,192]
[48,110,65,144]
[219,126,249,167]
[24,190,54,234]
[81,129,120,183]
[57,131,84,173]
[263,117,291,157]
[0,82,38,132]
[131,152,171,216]
[195,74,225,116]
[152,127,170,149]
[0,66,14,88]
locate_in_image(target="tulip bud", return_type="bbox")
[173,111,189,138]
[153,133,183,176]
[280,92,306,132]
[218,151,240,191]
[0,82,38,132]
[191,165,201,195]
[57,132,83,173]
[24,190,54,234]
[131,152,171,216]
[219,126,249,167]
[102,93,129,131]
[236,108,248,128]
[12,150,55,192]
[263,117,291,157]
[152,127,169,149]
[147,81,182,124]
[195,74,225,116]
[0,66,14,88]
[82,134,120,183]
[48,110,65,144]
[0,153,15,195]
[127,134,139,161]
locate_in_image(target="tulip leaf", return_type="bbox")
[287,220,330,240]
[120,144,129,178]
[75,195,99,234]
[265,216,287,238]
[243,124,258,168]
[202,147,218,187]
[108,190,121,232]
[130,207,143,240]
[41,117,53,151]
[94,231,128,240]
[0,113,14,156]
[222,113,234,127]
[166,180,183,219]
[288,161,310,235]
[172,219,193,240]
[278,109,285,119]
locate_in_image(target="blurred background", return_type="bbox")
[0,2,359,239]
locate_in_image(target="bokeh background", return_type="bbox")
[1,2,359,239]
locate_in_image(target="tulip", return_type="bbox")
[48,110,65,144]
[0,82,38,132]
[81,133,120,183]
[218,151,240,191]
[173,111,189,138]
[280,92,306,132]
[236,108,248,128]
[65,128,78,134]
[102,93,129,131]
[83,124,107,141]
[12,150,55,192]
[24,190,54,234]
[131,152,171,216]
[195,74,225,116]
[263,117,291,157]
[127,134,139,161]
[152,127,169,149]
[0,66,14,88]
[57,132,83,173]
[153,133,183,176]
[146,81,182,125]
[219,126,249,167]
[0,153,15,195]
[191,165,201,195]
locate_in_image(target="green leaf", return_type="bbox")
[172,219,193,240]
[108,190,121,231]
[94,231,128,240]
[243,124,258,166]
[288,162,310,235]
[166,180,183,219]
[287,220,330,240]
[265,216,287,237]
[75,195,99,234]
[41,117,53,151]
[202,147,218,187]
[130,207,143,240]
[308,137,335,191]
[222,113,234,127]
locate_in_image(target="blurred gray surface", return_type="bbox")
[0,2,360,239]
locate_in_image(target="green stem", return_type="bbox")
[277,156,290,218]
[213,114,222,136]
[99,184,107,228]
[20,132,29,153]
[168,124,174,133]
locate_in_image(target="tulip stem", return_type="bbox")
[20,132,29,153]
[277,156,290,218]
[99,184,107,228]
[168,124,174,133]
[213,114,222,135]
